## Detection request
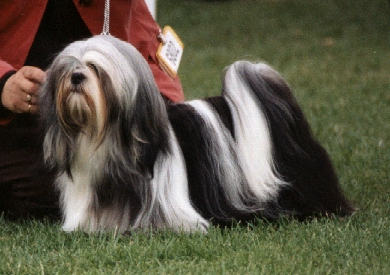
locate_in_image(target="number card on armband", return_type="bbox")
[157,26,184,78]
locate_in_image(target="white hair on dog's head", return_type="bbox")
[40,35,354,233]
[41,35,167,163]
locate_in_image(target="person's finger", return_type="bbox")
[23,93,38,105]
[21,102,38,114]
[20,66,46,84]
[19,77,41,95]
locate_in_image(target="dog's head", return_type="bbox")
[40,35,170,173]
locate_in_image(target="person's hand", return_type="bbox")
[1,66,46,114]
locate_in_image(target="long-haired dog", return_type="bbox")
[39,35,354,233]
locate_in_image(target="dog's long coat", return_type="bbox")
[39,35,354,232]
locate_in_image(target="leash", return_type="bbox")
[101,0,110,35]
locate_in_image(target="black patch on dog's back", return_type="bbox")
[204,97,235,138]
[168,101,250,224]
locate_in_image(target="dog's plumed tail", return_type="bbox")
[223,61,354,218]
[168,61,353,226]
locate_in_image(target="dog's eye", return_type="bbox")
[87,63,99,77]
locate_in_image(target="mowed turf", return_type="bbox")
[1,0,389,274]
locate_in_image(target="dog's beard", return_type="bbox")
[56,67,107,141]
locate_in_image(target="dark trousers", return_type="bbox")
[0,114,59,219]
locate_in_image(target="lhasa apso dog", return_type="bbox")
[39,35,354,233]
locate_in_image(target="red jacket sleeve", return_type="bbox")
[0,61,16,125]
[0,60,15,78]
[130,0,184,102]
[75,0,185,102]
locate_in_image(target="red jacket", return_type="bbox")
[0,0,184,122]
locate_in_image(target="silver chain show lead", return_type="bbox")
[101,0,110,35]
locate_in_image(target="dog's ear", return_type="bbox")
[99,47,171,178]
[39,60,74,174]
[127,70,171,176]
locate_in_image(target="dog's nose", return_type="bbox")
[71,72,86,85]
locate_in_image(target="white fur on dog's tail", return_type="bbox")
[223,62,287,203]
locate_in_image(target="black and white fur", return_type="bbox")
[39,35,354,233]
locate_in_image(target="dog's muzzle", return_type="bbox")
[71,72,86,86]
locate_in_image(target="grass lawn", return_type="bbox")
[1,0,389,274]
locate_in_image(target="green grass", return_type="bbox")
[1,0,390,274]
